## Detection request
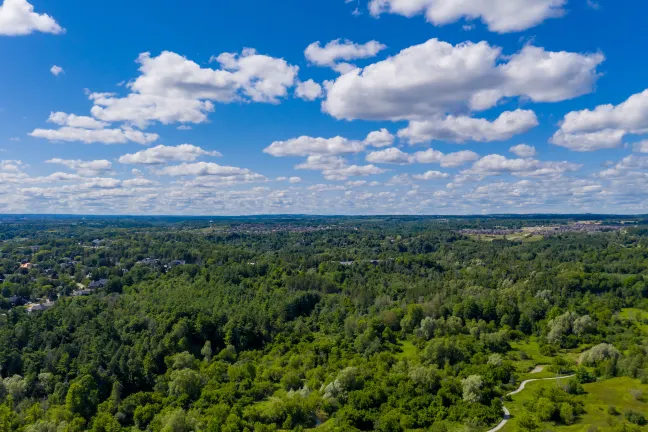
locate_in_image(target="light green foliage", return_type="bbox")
[0,217,644,432]
[461,375,483,403]
[580,343,621,365]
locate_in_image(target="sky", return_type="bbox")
[1,0,648,215]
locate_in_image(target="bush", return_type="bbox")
[625,410,647,426]
[629,389,643,401]
[560,403,575,425]
[576,366,596,384]
[608,406,620,416]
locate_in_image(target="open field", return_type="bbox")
[468,234,544,242]
[620,308,648,334]
[500,377,648,431]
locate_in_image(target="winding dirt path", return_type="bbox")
[486,375,575,432]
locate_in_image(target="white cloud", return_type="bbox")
[48,112,109,129]
[89,92,215,128]
[295,155,347,170]
[0,0,64,36]
[322,164,385,181]
[509,144,537,158]
[366,147,479,167]
[552,89,648,151]
[45,158,113,177]
[122,178,157,188]
[323,39,603,121]
[50,65,63,76]
[412,170,449,180]
[433,150,480,168]
[264,136,366,157]
[366,147,412,164]
[633,140,648,153]
[118,144,221,165]
[295,79,323,101]
[367,0,566,33]
[29,126,159,145]
[288,176,302,184]
[305,39,386,72]
[364,128,395,147]
[463,154,581,177]
[131,49,297,103]
[156,162,266,182]
[398,110,538,144]
[87,49,299,128]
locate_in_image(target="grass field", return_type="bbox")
[500,377,648,431]
[468,234,544,242]
[620,308,648,334]
[397,340,418,361]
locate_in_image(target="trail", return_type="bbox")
[486,374,575,432]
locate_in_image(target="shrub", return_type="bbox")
[625,410,647,426]
[579,343,621,366]
[608,406,620,416]
[560,403,575,425]
[628,389,643,401]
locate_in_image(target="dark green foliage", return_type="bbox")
[0,216,645,431]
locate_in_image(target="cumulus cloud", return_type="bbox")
[29,126,159,145]
[364,128,395,147]
[463,154,581,177]
[412,170,449,180]
[50,65,63,76]
[295,79,323,101]
[0,0,64,36]
[156,162,266,184]
[45,158,113,177]
[265,130,399,158]
[295,155,347,170]
[264,136,366,157]
[322,164,386,181]
[398,110,538,144]
[366,147,479,167]
[83,49,299,129]
[118,144,221,165]
[552,89,648,151]
[367,0,566,33]
[122,178,158,188]
[366,148,412,164]
[89,92,214,128]
[48,112,109,129]
[633,140,648,153]
[305,39,386,72]
[323,39,603,122]
[509,144,537,158]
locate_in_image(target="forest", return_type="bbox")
[0,215,646,432]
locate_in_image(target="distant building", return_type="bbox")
[88,279,108,289]
[72,289,93,297]
[27,300,55,313]
[8,296,26,306]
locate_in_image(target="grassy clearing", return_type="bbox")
[468,234,544,243]
[501,377,648,431]
[619,307,648,335]
[509,339,554,374]
[397,340,418,361]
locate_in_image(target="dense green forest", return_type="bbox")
[0,216,646,432]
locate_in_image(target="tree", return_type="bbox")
[461,375,483,403]
[66,375,99,419]
[201,341,213,363]
[560,403,575,425]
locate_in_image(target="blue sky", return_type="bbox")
[1,0,648,215]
